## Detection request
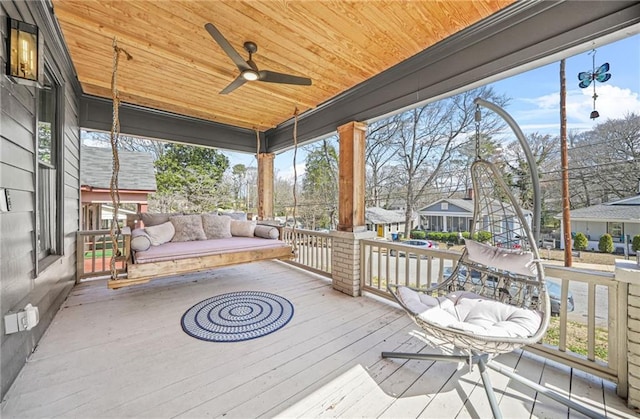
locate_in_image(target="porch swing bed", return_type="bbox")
[109,216,294,289]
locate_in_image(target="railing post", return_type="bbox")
[76,231,84,284]
[330,230,375,296]
[616,260,639,404]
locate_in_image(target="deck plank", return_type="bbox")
[1,261,635,419]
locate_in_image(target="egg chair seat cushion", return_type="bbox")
[397,286,542,339]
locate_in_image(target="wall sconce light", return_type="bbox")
[6,17,40,84]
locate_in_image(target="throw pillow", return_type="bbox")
[145,221,175,246]
[464,239,536,277]
[140,212,181,227]
[170,214,207,242]
[254,225,279,239]
[202,214,232,239]
[130,228,152,251]
[230,220,256,237]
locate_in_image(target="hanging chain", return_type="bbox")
[291,108,299,256]
[109,38,132,281]
[474,103,481,160]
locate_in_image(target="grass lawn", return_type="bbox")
[543,317,608,362]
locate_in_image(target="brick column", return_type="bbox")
[617,260,640,405]
[331,230,376,296]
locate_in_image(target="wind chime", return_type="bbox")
[577,49,611,119]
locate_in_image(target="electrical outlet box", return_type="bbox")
[4,304,39,334]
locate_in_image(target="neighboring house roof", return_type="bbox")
[366,207,410,224]
[81,146,157,191]
[418,198,474,214]
[418,198,532,217]
[555,195,640,222]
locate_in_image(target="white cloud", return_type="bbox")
[514,84,640,134]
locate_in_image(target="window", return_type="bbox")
[608,222,623,239]
[441,202,448,210]
[36,71,62,265]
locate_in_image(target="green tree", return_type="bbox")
[154,144,229,212]
[573,232,588,251]
[598,234,614,253]
[632,235,640,253]
[301,138,339,229]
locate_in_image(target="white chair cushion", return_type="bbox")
[397,286,542,339]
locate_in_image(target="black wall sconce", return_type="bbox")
[6,17,41,84]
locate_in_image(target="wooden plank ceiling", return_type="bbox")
[52,1,513,131]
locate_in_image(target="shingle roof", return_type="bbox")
[558,197,640,222]
[366,207,407,224]
[81,146,157,191]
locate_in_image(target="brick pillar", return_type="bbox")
[617,260,640,405]
[331,230,376,296]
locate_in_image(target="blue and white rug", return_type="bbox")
[181,291,294,342]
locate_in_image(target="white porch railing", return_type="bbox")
[359,239,624,390]
[359,239,460,298]
[76,229,127,282]
[281,228,332,277]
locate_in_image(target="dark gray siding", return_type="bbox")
[1,0,81,398]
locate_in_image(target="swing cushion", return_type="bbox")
[170,215,207,242]
[202,214,232,239]
[230,220,257,237]
[145,221,175,246]
[131,228,152,251]
[254,225,280,239]
[465,239,537,277]
[397,286,542,338]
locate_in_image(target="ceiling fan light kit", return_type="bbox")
[204,22,312,94]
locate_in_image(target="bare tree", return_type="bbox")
[387,87,507,235]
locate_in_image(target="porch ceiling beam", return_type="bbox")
[80,95,258,153]
[265,1,640,153]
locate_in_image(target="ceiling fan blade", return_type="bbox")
[204,23,250,71]
[220,75,247,95]
[258,70,312,86]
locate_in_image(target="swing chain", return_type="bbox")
[291,107,299,256]
[109,38,132,281]
[474,103,482,160]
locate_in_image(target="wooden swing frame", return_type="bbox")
[106,41,295,290]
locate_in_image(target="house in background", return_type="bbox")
[365,207,417,239]
[557,195,640,253]
[80,146,156,230]
[417,198,475,232]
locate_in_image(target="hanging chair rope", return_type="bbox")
[291,107,299,255]
[108,38,132,280]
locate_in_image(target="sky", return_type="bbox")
[226,32,640,181]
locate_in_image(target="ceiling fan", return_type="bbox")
[204,23,312,95]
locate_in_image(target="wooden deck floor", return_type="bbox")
[2,261,637,418]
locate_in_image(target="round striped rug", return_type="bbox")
[181,291,294,342]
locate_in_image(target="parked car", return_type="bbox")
[390,239,439,257]
[441,267,574,316]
